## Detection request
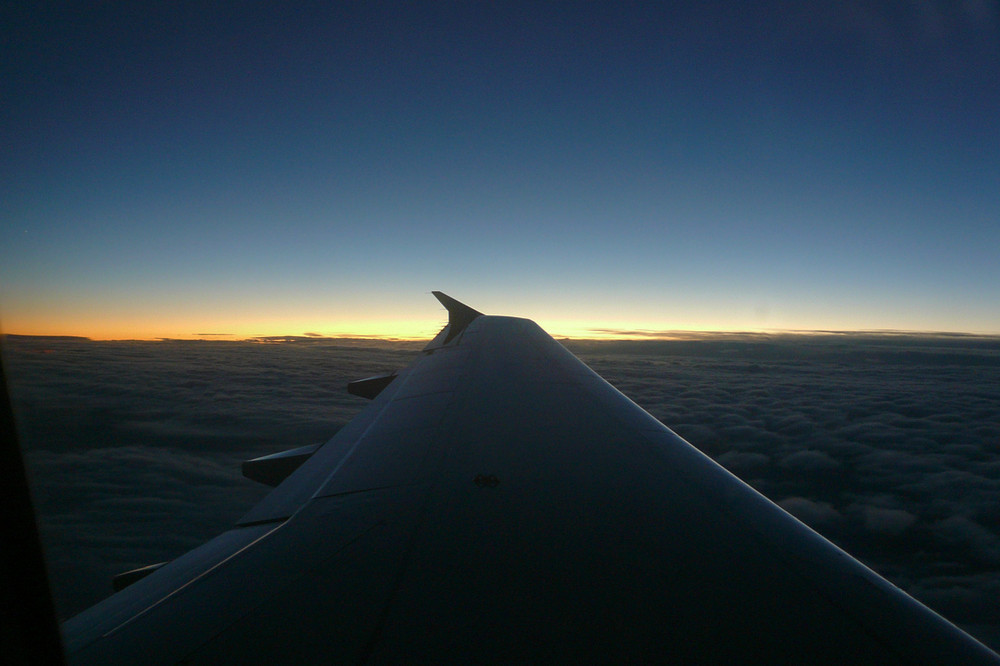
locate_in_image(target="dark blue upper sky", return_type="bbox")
[3,2,998,337]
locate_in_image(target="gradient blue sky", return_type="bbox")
[3,2,998,339]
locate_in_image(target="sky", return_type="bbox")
[2,2,999,339]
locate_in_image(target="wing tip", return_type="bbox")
[431,292,483,343]
[432,291,482,317]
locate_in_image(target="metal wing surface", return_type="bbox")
[63,293,1000,664]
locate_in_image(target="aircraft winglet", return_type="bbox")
[432,292,482,344]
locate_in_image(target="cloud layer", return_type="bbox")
[5,332,999,649]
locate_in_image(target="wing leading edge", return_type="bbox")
[63,294,1000,664]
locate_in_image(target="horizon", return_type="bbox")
[6,324,1000,344]
[3,3,999,354]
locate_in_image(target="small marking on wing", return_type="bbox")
[474,474,500,488]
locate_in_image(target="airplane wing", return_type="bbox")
[63,293,1000,664]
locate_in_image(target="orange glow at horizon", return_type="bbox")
[1,316,931,344]
[5,309,998,342]
[3,310,744,342]
[0,317,449,342]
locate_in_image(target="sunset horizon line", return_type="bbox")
[5,327,1000,344]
